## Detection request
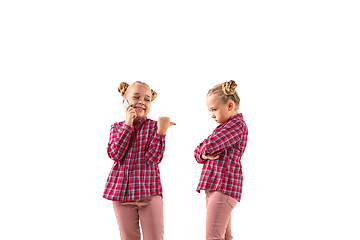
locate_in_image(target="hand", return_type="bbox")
[125,104,137,126]
[157,116,176,135]
[201,155,219,160]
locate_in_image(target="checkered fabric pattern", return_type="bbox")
[103,117,166,202]
[194,113,248,202]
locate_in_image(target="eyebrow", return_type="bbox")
[133,93,151,98]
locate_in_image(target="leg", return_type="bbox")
[224,195,238,240]
[224,217,232,240]
[205,191,238,240]
[112,201,141,240]
[138,195,164,240]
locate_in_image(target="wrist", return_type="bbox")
[157,129,166,136]
[125,119,133,126]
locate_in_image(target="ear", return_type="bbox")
[228,101,234,111]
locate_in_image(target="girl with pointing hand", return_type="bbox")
[103,81,175,240]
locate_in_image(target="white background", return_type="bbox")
[1,1,359,239]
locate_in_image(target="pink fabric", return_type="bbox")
[112,195,164,240]
[206,190,238,240]
[194,113,248,202]
[104,117,166,202]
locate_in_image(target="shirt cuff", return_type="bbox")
[155,132,166,139]
[122,123,134,132]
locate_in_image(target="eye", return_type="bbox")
[132,96,139,99]
[145,99,151,102]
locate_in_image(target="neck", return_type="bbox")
[230,110,238,117]
[134,116,146,126]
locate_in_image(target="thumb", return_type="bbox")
[170,122,176,126]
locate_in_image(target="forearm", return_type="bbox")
[199,138,226,157]
[107,124,133,161]
[194,141,207,164]
[145,133,166,166]
[200,126,241,157]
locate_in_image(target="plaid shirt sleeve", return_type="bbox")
[107,122,133,162]
[194,118,243,164]
[145,132,166,166]
[103,118,167,202]
[194,113,248,202]
[194,137,210,164]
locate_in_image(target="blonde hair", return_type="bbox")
[118,81,158,101]
[207,80,240,108]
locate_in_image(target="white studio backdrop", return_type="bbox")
[1,1,359,239]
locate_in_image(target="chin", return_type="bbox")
[139,114,148,119]
[217,120,226,125]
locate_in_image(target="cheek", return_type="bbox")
[146,103,151,111]
[217,109,223,117]
[219,110,227,119]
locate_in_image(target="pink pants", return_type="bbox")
[205,190,238,240]
[112,195,163,240]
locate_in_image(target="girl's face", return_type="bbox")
[206,94,236,125]
[125,84,152,121]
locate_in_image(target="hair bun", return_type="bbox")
[151,89,158,102]
[222,80,237,95]
[118,82,129,96]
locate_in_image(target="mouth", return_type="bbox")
[134,106,146,111]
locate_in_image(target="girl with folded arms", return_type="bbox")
[194,80,248,240]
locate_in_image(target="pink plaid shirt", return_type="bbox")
[103,117,166,202]
[194,113,248,202]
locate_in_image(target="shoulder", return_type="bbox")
[111,121,125,127]
[144,118,158,129]
[142,118,156,125]
[228,113,247,131]
[234,113,248,133]
[146,118,157,124]
[110,121,127,130]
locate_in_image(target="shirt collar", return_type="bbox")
[215,113,242,130]
[134,117,148,128]
[228,113,242,122]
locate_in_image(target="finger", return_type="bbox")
[126,104,133,111]
[129,109,137,116]
[128,108,137,118]
[170,122,176,126]
[214,155,219,159]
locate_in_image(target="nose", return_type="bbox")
[211,113,215,118]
